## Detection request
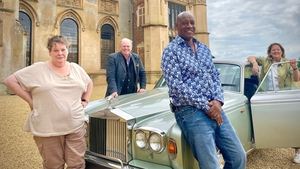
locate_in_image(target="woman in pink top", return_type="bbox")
[4,35,93,169]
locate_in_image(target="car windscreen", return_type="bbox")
[155,63,242,93]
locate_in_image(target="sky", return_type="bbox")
[207,0,300,60]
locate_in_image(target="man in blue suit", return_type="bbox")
[105,38,147,97]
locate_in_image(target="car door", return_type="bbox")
[250,61,300,148]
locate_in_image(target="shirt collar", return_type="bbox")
[175,35,197,45]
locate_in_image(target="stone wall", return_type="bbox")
[0,0,209,94]
[0,0,26,95]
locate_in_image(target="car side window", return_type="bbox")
[216,64,241,92]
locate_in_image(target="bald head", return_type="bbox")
[176,11,194,23]
[176,11,195,41]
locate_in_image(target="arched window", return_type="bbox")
[101,24,115,69]
[19,11,32,66]
[60,18,79,63]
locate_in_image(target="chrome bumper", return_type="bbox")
[85,151,141,169]
[85,151,172,169]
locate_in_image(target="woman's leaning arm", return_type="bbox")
[247,56,259,75]
[247,56,257,64]
[3,74,33,109]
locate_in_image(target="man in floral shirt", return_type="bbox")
[161,11,246,169]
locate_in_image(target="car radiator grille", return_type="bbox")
[89,117,128,162]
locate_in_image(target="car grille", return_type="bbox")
[89,117,128,162]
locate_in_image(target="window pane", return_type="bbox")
[19,11,32,66]
[101,24,115,69]
[168,2,185,41]
[137,5,145,27]
[60,18,78,63]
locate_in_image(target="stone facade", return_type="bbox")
[0,0,208,94]
[132,0,209,83]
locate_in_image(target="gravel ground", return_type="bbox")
[0,85,299,169]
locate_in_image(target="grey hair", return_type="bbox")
[121,38,133,45]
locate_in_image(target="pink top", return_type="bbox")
[15,62,91,137]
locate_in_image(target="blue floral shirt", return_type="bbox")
[161,36,224,112]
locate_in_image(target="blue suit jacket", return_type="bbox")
[105,52,147,96]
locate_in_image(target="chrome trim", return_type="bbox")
[136,126,165,135]
[87,150,124,168]
[88,117,132,163]
[89,108,134,121]
[111,108,135,121]
[134,128,166,153]
[106,119,128,161]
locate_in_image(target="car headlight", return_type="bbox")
[149,133,164,152]
[135,131,147,149]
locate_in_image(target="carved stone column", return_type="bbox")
[0,0,27,94]
[192,0,209,46]
[143,0,168,83]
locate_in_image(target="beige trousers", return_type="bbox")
[33,124,87,169]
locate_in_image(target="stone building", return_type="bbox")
[0,0,209,94]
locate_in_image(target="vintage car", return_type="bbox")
[84,59,300,169]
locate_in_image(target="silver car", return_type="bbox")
[84,59,300,169]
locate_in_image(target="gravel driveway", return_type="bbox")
[0,85,299,169]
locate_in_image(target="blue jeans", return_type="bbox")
[174,106,246,169]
